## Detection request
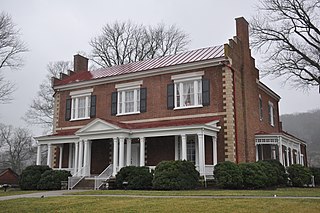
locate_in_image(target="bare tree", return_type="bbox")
[24,61,72,131]
[0,12,28,103]
[0,124,35,174]
[251,0,320,89]
[90,21,189,68]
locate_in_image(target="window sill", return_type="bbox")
[174,105,203,110]
[70,117,91,121]
[116,112,140,116]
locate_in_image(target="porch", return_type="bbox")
[35,118,220,181]
[255,132,306,167]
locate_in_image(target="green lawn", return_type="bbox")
[0,196,319,213]
[66,187,320,197]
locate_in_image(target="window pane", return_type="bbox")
[183,81,194,106]
[137,89,140,111]
[198,80,202,105]
[78,97,86,118]
[125,90,134,113]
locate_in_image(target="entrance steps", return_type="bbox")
[72,178,95,190]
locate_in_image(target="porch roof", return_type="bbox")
[36,116,221,140]
[255,130,306,145]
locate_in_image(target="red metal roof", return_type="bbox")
[54,45,225,86]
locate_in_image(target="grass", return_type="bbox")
[0,189,38,197]
[66,187,320,197]
[0,196,319,213]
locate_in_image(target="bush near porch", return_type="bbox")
[287,164,312,187]
[115,166,153,190]
[19,165,70,190]
[213,160,289,189]
[310,167,320,186]
[152,160,199,190]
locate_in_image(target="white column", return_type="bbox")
[174,136,179,160]
[47,144,53,167]
[126,138,132,166]
[195,136,199,167]
[286,146,289,167]
[74,142,79,175]
[119,137,125,170]
[256,144,259,161]
[212,136,217,166]
[112,137,118,176]
[78,140,84,174]
[88,141,92,175]
[59,145,63,169]
[261,145,264,160]
[68,143,73,169]
[278,137,283,165]
[83,140,89,176]
[36,144,41,165]
[140,137,145,166]
[181,134,187,160]
[290,147,294,165]
[197,133,205,176]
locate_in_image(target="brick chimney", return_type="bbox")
[235,17,249,51]
[74,54,88,72]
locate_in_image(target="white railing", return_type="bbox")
[94,164,113,190]
[204,165,215,188]
[68,167,86,190]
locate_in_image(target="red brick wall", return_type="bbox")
[57,66,224,129]
[90,139,112,174]
[146,136,175,166]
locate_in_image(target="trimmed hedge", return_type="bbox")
[257,160,287,187]
[153,160,199,190]
[19,165,51,190]
[239,163,269,189]
[37,170,71,190]
[287,164,312,187]
[213,161,243,189]
[310,167,320,186]
[115,166,153,190]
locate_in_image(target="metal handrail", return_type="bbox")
[68,167,86,190]
[94,164,113,190]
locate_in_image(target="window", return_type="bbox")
[114,80,146,116]
[118,89,140,114]
[68,89,93,121]
[187,137,196,163]
[259,95,263,121]
[171,71,205,109]
[268,101,275,126]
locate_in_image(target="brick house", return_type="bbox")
[35,17,307,188]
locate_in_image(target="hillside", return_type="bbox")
[281,109,320,167]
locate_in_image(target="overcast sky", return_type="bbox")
[1,0,319,136]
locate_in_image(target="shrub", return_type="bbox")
[261,160,287,186]
[287,164,312,187]
[213,161,243,189]
[153,160,199,190]
[239,163,268,189]
[115,166,153,190]
[19,165,52,190]
[37,170,71,190]
[310,167,320,186]
[256,161,278,187]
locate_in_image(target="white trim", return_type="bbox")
[122,113,226,124]
[174,105,203,110]
[70,88,93,96]
[171,71,204,81]
[115,80,143,90]
[54,58,226,91]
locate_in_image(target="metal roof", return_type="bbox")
[55,45,225,86]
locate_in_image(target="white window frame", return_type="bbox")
[171,71,204,110]
[70,89,93,121]
[115,81,142,116]
[268,101,274,127]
